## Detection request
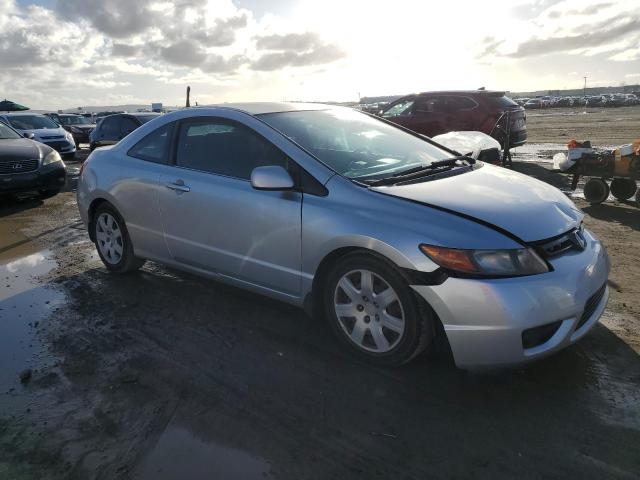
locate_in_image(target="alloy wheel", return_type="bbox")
[333,269,405,353]
[95,212,124,265]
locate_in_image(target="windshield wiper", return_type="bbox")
[364,156,474,186]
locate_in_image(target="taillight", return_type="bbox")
[79,160,87,178]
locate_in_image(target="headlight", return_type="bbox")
[65,131,75,143]
[419,244,549,277]
[42,150,62,166]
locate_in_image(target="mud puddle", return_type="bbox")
[0,243,63,414]
[133,423,272,480]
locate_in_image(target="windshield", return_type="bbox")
[60,115,91,125]
[7,115,59,130]
[135,115,159,124]
[0,122,22,140]
[258,109,452,180]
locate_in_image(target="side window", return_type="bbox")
[175,118,289,180]
[446,96,477,112]
[121,117,139,137]
[128,122,175,164]
[413,97,446,114]
[101,117,121,138]
[382,99,414,118]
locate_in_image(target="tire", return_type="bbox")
[636,189,640,208]
[92,203,145,273]
[323,253,435,366]
[584,178,609,204]
[610,178,637,201]
[38,188,60,199]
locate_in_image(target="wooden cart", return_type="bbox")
[565,148,640,206]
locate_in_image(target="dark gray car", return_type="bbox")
[89,113,161,151]
[0,121,66,198]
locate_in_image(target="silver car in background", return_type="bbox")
[77,103,609,369]
[1,112,76,159]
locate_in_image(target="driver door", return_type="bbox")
[157,117,303,296]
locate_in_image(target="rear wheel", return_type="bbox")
[610,178,637,201]
[584,178,609,204]
[92,204,145,273]
[324,253,434,366]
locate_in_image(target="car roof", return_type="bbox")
[196,102,334,115]
[411,90,507,97]
[1,112,47,116]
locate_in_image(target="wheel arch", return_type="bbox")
[87,198,113,241]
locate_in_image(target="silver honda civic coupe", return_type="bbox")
[77,103,610,369]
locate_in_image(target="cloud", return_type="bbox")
[510,0,564,19]
[252,32,345,71]
[547,2,614,18]
[506,17,640,58]
[611,47,640,62]
[111,43,141,57]
[57,0,160,38]
[0,30,43,67]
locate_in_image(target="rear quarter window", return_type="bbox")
[486,95,519,109]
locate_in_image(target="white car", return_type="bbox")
[0,112,76,159]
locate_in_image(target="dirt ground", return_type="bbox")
[525,105,640,145]
[1,132,639,479]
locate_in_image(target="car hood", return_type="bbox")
[67,124,95,131]
[24,128,67,138]
[0,138,43,162]
[372,164,583,243]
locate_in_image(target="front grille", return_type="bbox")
[535,225,587,258]
[576,283,607,330]
[41,135,64,140]
[44,141,71,151]
[0,158,39,174]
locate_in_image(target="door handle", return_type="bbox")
[165,182,191,193]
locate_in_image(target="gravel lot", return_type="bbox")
[1,120,639,479]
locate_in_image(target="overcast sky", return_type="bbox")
[1,0,639,109]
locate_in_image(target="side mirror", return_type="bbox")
[251,166,295,191]
[23,132,35,139]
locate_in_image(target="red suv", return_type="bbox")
[379,90,527,147]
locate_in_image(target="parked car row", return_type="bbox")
[0,112,76,159]
[45,113,96,146]
[516,93,639,109]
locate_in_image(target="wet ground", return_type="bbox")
[1,147,639,479]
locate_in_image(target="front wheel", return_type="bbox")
[324,253,435,366]
[93,204,145,273]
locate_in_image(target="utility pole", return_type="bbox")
[583,76,587,97]
[186,86,191,108]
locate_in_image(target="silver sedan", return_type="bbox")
[77,103,610,368]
